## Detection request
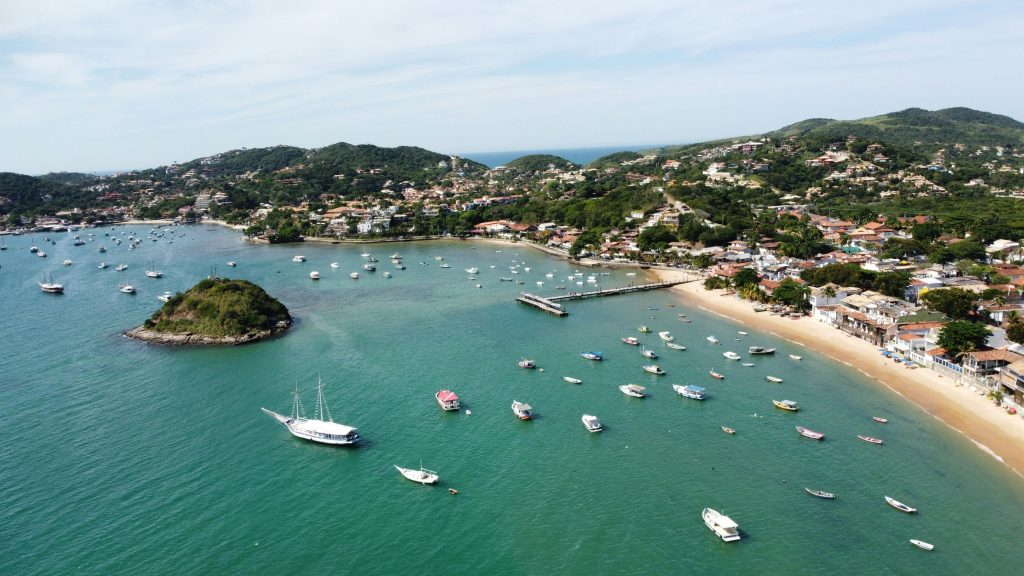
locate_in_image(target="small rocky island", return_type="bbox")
[125,278,292,345]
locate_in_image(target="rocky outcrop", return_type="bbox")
[124,321,290,346]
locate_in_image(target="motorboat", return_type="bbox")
[721,426,736,435]
[63,258,73,266]
[873,416,888,423]
[38,272,64,294]
[702,508,741,542]
[465,267,479,274]
[709,370,724,380]
[383,272,392,278]
[748,346,776,355]
[796,426,824,440]
[518,358,537,369]
[500,277,513,282]
[885,496,917,513]
[774,399,799,412]
[741,363,754,367]
[436,390,460,411]
[640,347,658,359]
[395,464,438,485]
[97,262,109,269]
[115,264,128,271]
[858,434,884,445]
[723,351,741,361]
[642,364,665,375]
[157,291,174,303]
[261,377,360,445]
[622,336,640,346]
[580,352,603,361]
[37,250,47,257]
[673,384,706,400]
[330,262,340,269]
[666,342,686,350]
[706,335,719,344]
[292,255,306,262]
[361,263,376,272]
[658,331,674,342]
[910,539,934,551]
[511,401,533,420]
[309,271,320,280]
[30,245,38,253]
[439,263,450,269]
[619,384,646,398]
[766,376,783,383]
[581,414,602,432]
[119,283,136,294]
[227,261,236,267]
[350,272,359,279]
[366,256,378,263]
[638,325,652,333]
[789,354,802,360]
[805,488,835,499]
[563,376,583,384]
[737,331,748,335]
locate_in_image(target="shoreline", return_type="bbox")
[652,269,1024,480]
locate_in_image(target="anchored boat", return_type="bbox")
[261,377,360,446]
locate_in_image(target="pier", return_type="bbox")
[517,280,693,316]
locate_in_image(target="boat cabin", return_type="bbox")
[436,390,460,411]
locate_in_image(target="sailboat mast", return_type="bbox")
[317,374,325,421]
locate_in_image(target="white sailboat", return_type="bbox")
[261,376,360,446]
[145,262,163,278]
[38,271,64,294]
[395,462,439,485]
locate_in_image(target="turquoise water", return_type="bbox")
[1,226,1021,575]
[459,145,667,168]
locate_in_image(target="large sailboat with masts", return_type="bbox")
[261,376,360,446]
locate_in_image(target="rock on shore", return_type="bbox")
[124,321,290,346]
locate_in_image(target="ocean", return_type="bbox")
[458,145,670,168]
[0,225,1020,575]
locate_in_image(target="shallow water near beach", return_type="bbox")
[1,225,1021,575]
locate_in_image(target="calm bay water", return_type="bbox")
[1,226,1021,575]
[459,145,665,168]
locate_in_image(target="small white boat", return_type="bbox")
[119,283,136,294]
[97,262,109,269]
[622,336,640,346]
[749,346,776,355]
[227,261,236,267]
[738,331,748,335]
[511,400,533,420]
[38,272,64,294]
[465,267,479,274]
[581,414,602,432]
[640,347,658,359]
[157,291,173,303]
[63,258,73,266]
[395,464,438,485]
[673,384,706,400]
[723,351,741,361]
[309,271,320,280]
[666,342,686,350]
[37,250,47,257]
[658,331,674,342]
[115,264,128,271]
[383,272,392,278]
[350,272,359,279]
[774,399,799,412]
[721,426,736,435]
[292,255,306,262]
[806,488,835,499]
[439,263,450,269]
[563,376,583,384]
[858,434,884,445]
[642,364,665,375]
[885,496,917,514]
[706,335,720,344]
[796,426,824,440]
[518,358,537,369]
[619,384,646,398]
[702,508,740,542]
[910,539,934,551]
[766,376,783,383]
[145,263,163,278]
[741,363,754,367]
[789,354,802,360]
[330,262,340,269]
[361,263,376,272]
[873,416,889,423]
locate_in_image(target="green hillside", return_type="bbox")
[504,154,575,173]
[143,278,291,337]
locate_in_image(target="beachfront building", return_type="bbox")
[997,360,1024,404]
[963,349,1024,381]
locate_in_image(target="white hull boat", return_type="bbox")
[673,384,706,400]
[395,464,438,485]
[563,376,583,384]
[261,377,360,446]
[910,539,934,551]
[619,384,646,398]
[702,507,740,542]
[582,414,602,432]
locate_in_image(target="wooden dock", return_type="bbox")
[517,280,692,316]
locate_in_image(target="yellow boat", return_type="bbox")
[773,399,799,412]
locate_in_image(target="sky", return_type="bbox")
[2,0,1023,174]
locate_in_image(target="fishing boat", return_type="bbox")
[910,539,934,551]
[309,271,320,280]
[723,351,741,361]
[619,384,646,398]
[658,331,675,342]
[789,354,802,360]
[292,255,306,262]
[805,488,835,499]
[38,271,64,294]
[796,426,824,440]
[642,364,665,375]
[119,283,136,294]
[435,390,460,411]
[702,508,741,542]
[666,342,686,350]
[563,376,582,384]
[157,291,174,303]
[261,377,360,445]
[518,358,537,369]
[748,346,776,355]
[721,426,736,435]
[394,464,438,485]
[766,376,783,383]
[640,347,658,359]
[773,399,799,412]
[511,400,533,420]
[638,325,652,333]
[873,416,888,423]
[885,496,917,513]
[622,336,640,346]
[673,384,706,400]
[350,272,359,279]
[580,352,603,361]
[581,414,602,432]
[858,434,884,445]
[709,370,725,380]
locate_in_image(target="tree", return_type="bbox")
[772,279,810,311]
[937,320,990,361]
[1006,312,1024,345]
[732,267,760,288]
[637,225,676,251]
[911,221,943,243]
[872,271,911,298]
[569,230,601,258]
[921,288,978,319]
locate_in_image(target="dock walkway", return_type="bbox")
[517,280,694,316]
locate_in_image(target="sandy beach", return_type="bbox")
[651,269,1024,479]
